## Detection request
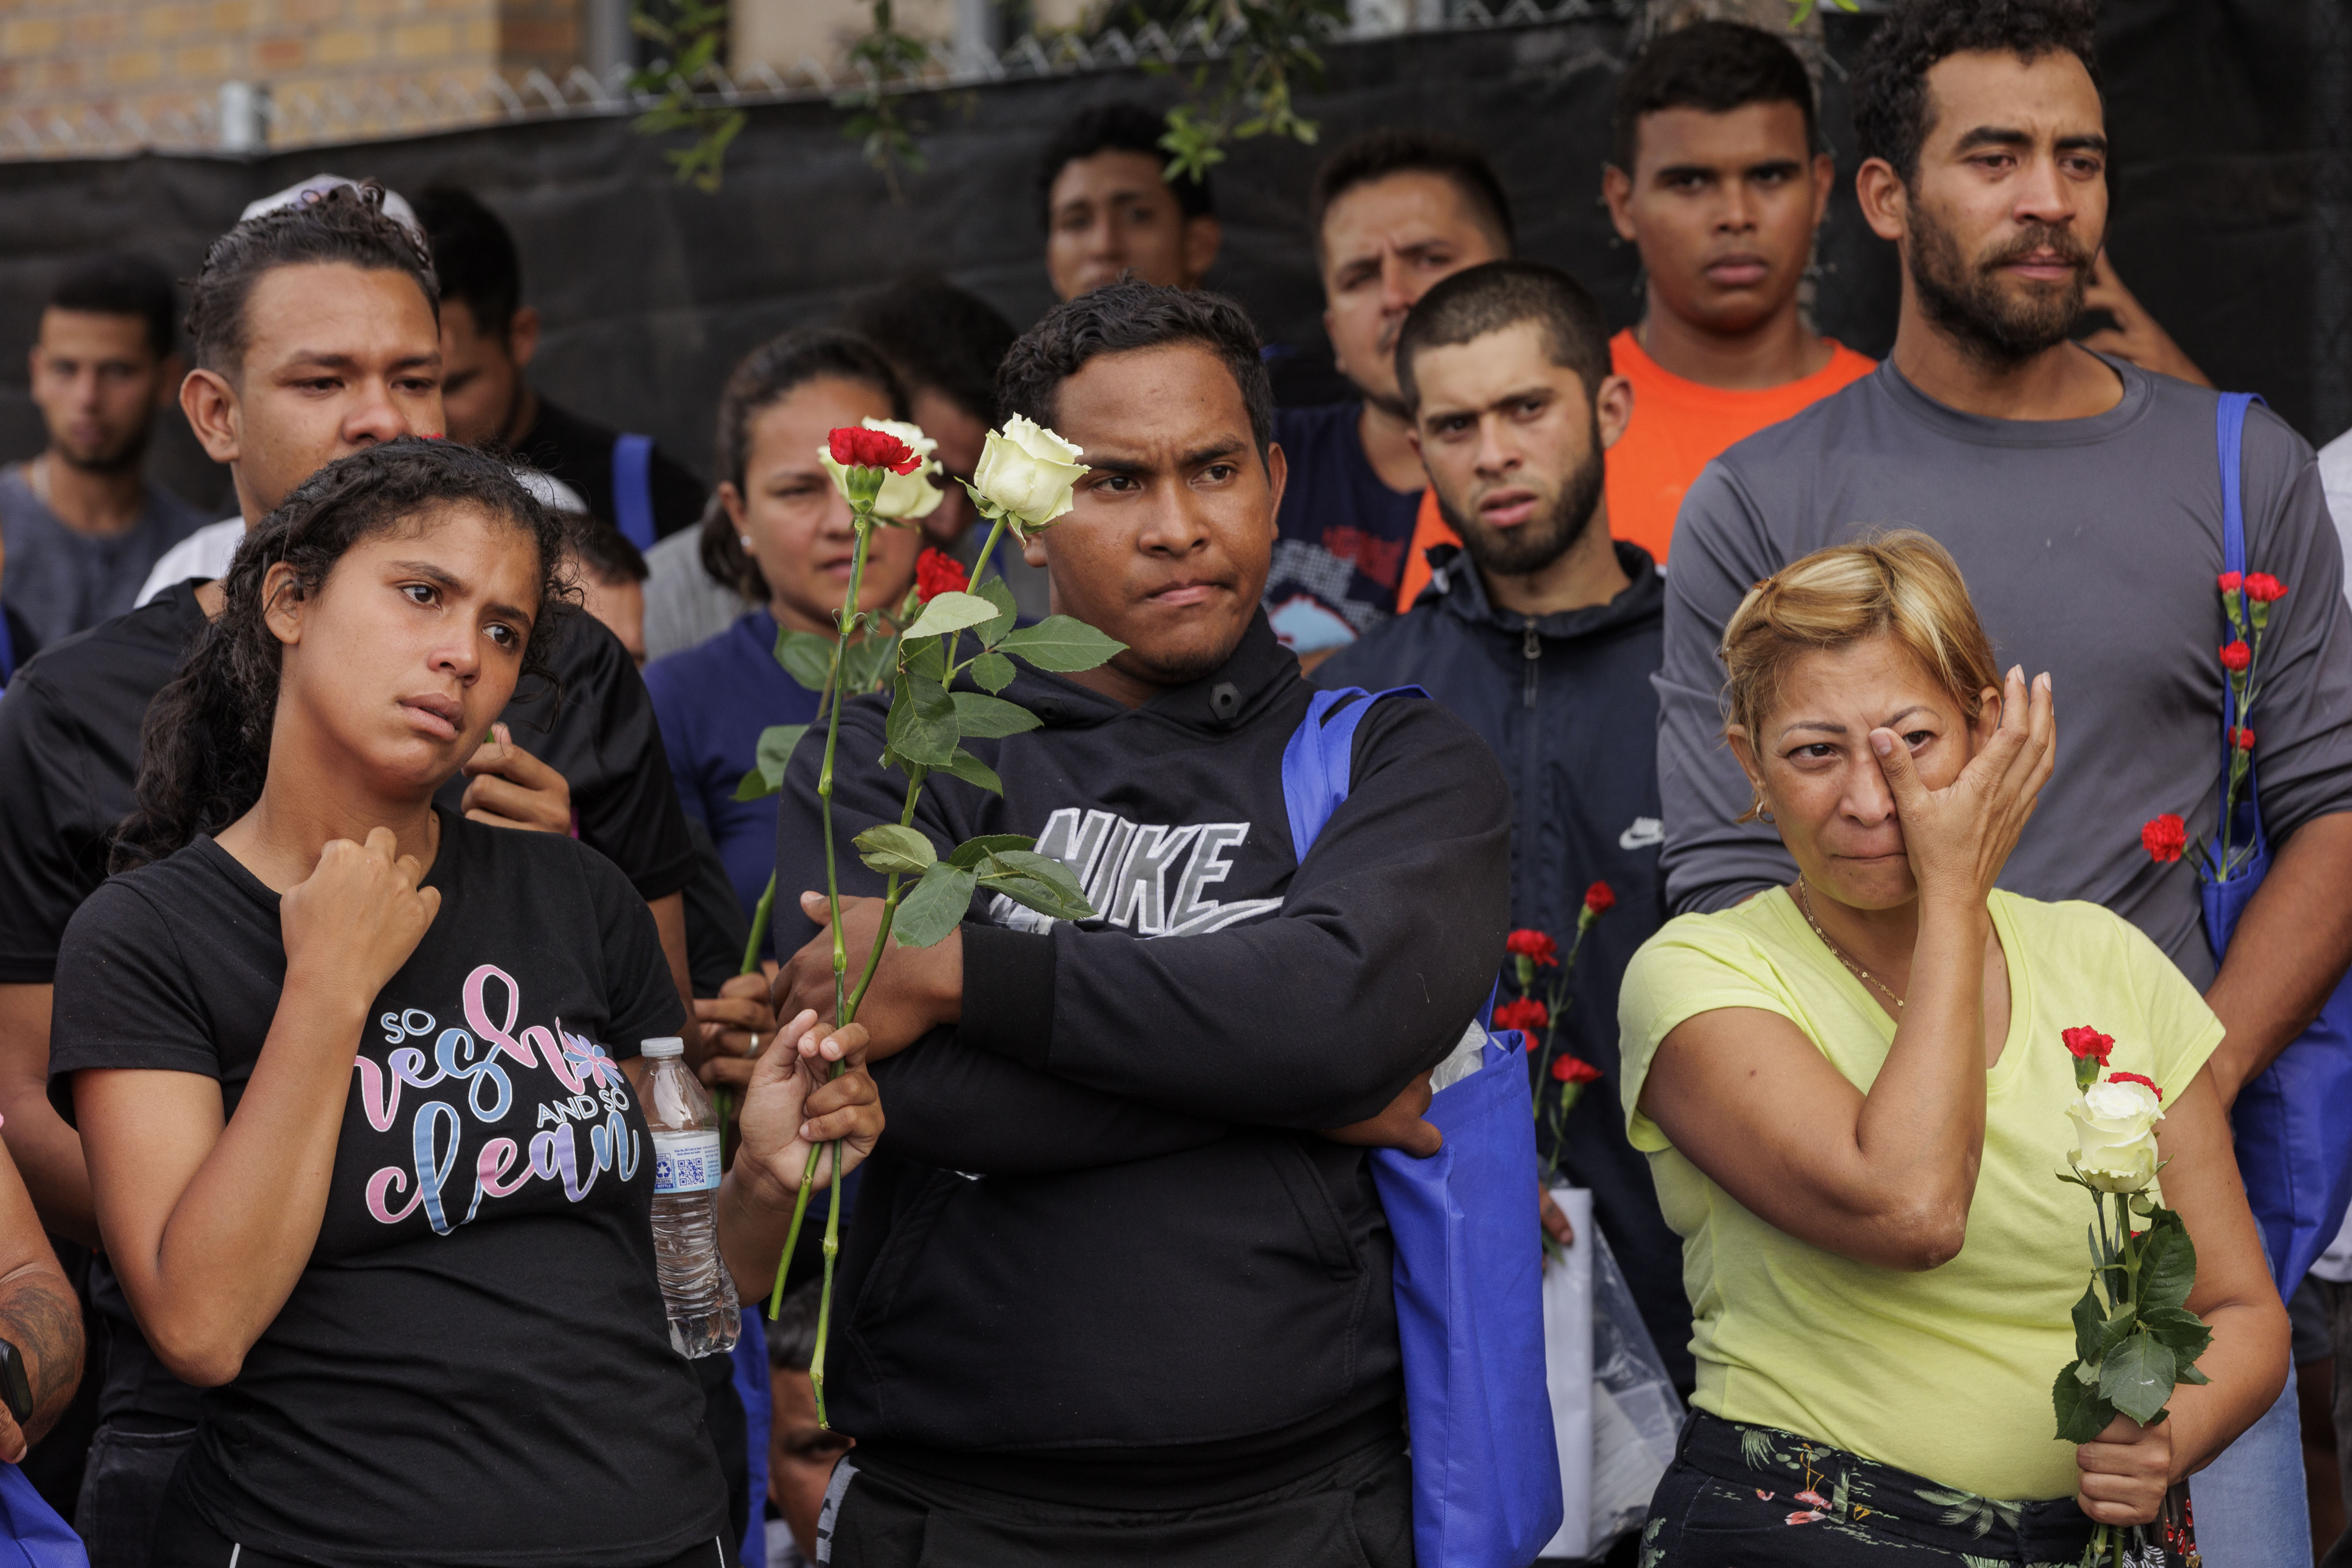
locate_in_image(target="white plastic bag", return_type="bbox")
[1539,1187,1686,1561]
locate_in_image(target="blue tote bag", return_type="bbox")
[1283,687,1564,1568]
[0,1464,84,1568]
[2202,391,2352,1296]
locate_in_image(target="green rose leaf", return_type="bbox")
[951,692,1042,739]
[884,668,960,769]
[2069,1285,2105,1364]
[2052,1359,2119,1444]
[2098,1331,2177,1426]
[2095,1299,2139,1359]
[2137,1224,2198,1315]
[949,834,1037,869]
[2140,1305,2213,1363]
[853,823,938,877]
[973,577,1018,647]
[983,849,1089,906]
[892,862,977,948]
[775,629,836,692]
[900,590,1000,641]
[935,745,1004,796]
[903,634,947,686]
[970,651,1017,694]
[842,633,899,695]
[731,722,809,801]
[996,615,1127,673]
[975,849,1095,923]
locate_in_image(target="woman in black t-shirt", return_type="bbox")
[49,439,878,1568]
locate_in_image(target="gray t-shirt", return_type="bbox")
[1658,354,2352,986]
[0,463,212,648]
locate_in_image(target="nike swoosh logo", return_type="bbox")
[1620,816,1664,850]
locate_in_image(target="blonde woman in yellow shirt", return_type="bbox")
[1620,533,2286,1566]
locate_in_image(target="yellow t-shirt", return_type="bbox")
[1617,887,2224,1502]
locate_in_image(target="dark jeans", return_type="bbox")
[74,1420,195,1568]
[1641,1410,2193,1566]
[821,1432,1413,1568]
[146,1484,737,1568]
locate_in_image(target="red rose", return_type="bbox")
[2062,1026,2115,1065]
[914,547,968,603]
[2217,571,2243,594]
[2230,725,2256,751]
[2141,814,2187,863]
[2219,640,2251,672]
[828,426,923,476]
[1584,881,1616,915]
[1505,929,1559,966]
[2244,573,2288,603]
[1551,1054,1602,1085]
[1494,997,1549,1039]
[2107,1070,2164,1102]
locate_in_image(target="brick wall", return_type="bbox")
[0,0,582,154]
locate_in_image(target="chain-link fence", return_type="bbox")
[1,0,1652,160]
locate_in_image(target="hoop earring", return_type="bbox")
[1758,808,1775,824]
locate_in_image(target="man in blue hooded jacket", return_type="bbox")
[1319,259,1688,1386]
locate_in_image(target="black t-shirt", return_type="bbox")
[512,398,707,542]
[48,811,726,1565]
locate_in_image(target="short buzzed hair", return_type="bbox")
[1308,129,1515,257]
[1611,21,1819,174]
[50,253,179,360]
[1394,260,1611,414]
[997,280,1273,459]
[185,181,438,377]
[1036,102,1213,226]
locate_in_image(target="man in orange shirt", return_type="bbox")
[1398,21,1870,603]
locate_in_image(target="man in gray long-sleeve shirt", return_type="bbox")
[1658,5,2352,1551]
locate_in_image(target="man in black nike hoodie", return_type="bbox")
[769,282,1511,1565]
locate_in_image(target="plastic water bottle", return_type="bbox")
[642,1036,741,1357]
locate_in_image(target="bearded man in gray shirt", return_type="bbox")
[1657,4,2352,1554]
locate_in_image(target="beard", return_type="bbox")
[53,422,150,476]
[1907,201,2093,368]
[1436,423,1607,580]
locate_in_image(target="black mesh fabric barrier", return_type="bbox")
[0,1,2340,518]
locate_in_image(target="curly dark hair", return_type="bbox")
[114,438,574,871]
[996,280,1271,460]
[185,181,439,377]
[1852,0,2101,186]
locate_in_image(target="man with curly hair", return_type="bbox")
[1655,3,2352,1559]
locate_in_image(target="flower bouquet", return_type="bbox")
[1496,882,1613,1239]
[737,415,1126,1423]
[2050,1027,2208,1568]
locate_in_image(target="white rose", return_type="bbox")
[818,418,944,523]
[969,415,1088,535]
[2069,1077,2165,1193]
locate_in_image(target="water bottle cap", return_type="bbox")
[641,1036,685,1059]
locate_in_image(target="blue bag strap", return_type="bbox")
[2214,392,2266,840]
[0,609,15,690]
[611,432,657,551]
[1281,685,1427,863]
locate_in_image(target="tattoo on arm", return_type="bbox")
[0,1262,83,1445]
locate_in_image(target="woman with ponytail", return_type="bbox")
[50,437,879,1568]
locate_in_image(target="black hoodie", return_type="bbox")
[772,611,1510,1506]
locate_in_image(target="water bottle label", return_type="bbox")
[652,1130,722,1194]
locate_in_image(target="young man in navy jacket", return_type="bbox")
[769,282,1511,1565]
[1319,259,1690,1389]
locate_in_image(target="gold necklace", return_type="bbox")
[1795,877,1905,1010]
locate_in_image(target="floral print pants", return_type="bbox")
[1638,1412,2197,1568]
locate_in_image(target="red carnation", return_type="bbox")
[1494,997,1549,1039]
[2230,725,2256,751]
[2244,573,2288,603]
[1584,881,1616,915]
[2217,571,2243,594]
[1551,1054,1602,1085]
[2219,640,2251,672]
[2107,1070,2163,1102]
[828,426,923,476]
[2141,814,2187,863]
[914,547,968,603]
[2063,1026,2115,1066]
[1506,929,1559,967]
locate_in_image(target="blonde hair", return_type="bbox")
[1720,532,2000,821]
